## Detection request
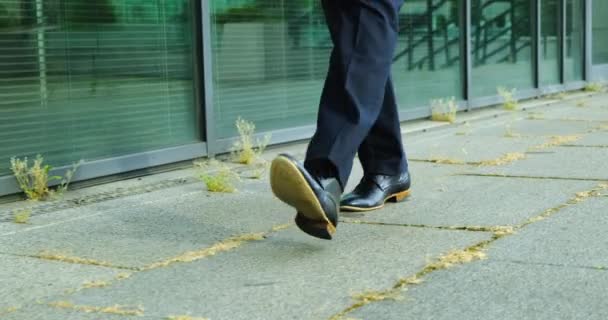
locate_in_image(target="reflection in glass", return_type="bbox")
[211,0,327,138]
[471,0,534,97]
[0,0,197,176]
[592,1,608,65]
[565,0,584,81]
[540,0,560,86]
[392,0,462,107]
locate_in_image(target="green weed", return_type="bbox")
[584,81,605,93]
[231,117,271,165]
[10,156,80,201]
[198,161,240,193]
[13,209,31,224]
[497,87,518,110]
[430,97,457,123]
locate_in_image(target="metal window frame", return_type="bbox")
[584,0,592,80]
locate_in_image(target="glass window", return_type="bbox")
[564,0,584,81]
[592,1,608,65]
[540,0,560,86]
[471,0,534,97]
[0,0,198,176]
[210,0,327,139]
[393,0,462,107]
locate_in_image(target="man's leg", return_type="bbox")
[305,0,405,188]
[269,0,406,239]
[339,76,411,212]
[357,78,408,177]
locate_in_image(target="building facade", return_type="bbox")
[0,0,607,196]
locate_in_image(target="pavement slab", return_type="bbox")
[351,260,608,320]
[540,103,608,122]
[467,146,608,180]
[0,179,292,269]
[342,169,595,227]
[0,254,121,310]
[568,131,608,147]
[466,118,597,137]
[405,134,547,163]
[490,197,608,267]
[56,224,491,320]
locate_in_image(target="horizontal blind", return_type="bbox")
[0,0,198,176]
[210,0,329,138]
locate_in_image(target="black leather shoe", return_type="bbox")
[270,154,342,240]
[340,172,411,212]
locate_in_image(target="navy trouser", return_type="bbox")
[305,0,408,188]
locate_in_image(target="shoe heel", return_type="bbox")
[390,190,411,203]
[295,213,336,240]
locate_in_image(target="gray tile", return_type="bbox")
[352,260,608,320]
[0,254,121,310]
[406,134,546,163]
[60,224,491,320]
[0,179,292,268]
[490,197,608,267]
[343,172,595,227]
[468,146,608,180]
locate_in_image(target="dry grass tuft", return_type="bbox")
[352,290,403,304]
[490,226,516,237]
[232,117,271,165]
[396,275,424,287]
[82,280,110,289]
[48,301,144,316]
[479,153,525,166]
[271,224,292,232]
[532,135,582,150]
[143,232,266,270]
[116,272,132,280]
[425,248,487,272]
[198,161,240,193]
[497,87,518,110]
[37,251,115,268]
[13,209,31,224]
[584,82,605,93]
[427,157,466,165]
[430,97,458,123]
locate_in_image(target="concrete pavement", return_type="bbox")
[1,92,607,320]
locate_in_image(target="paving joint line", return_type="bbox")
[0,251,137,271]
[328,182,608,320]
[340,219,514,236]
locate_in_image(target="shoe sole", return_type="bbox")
[270,156,336,235]
[340,189,411,213]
